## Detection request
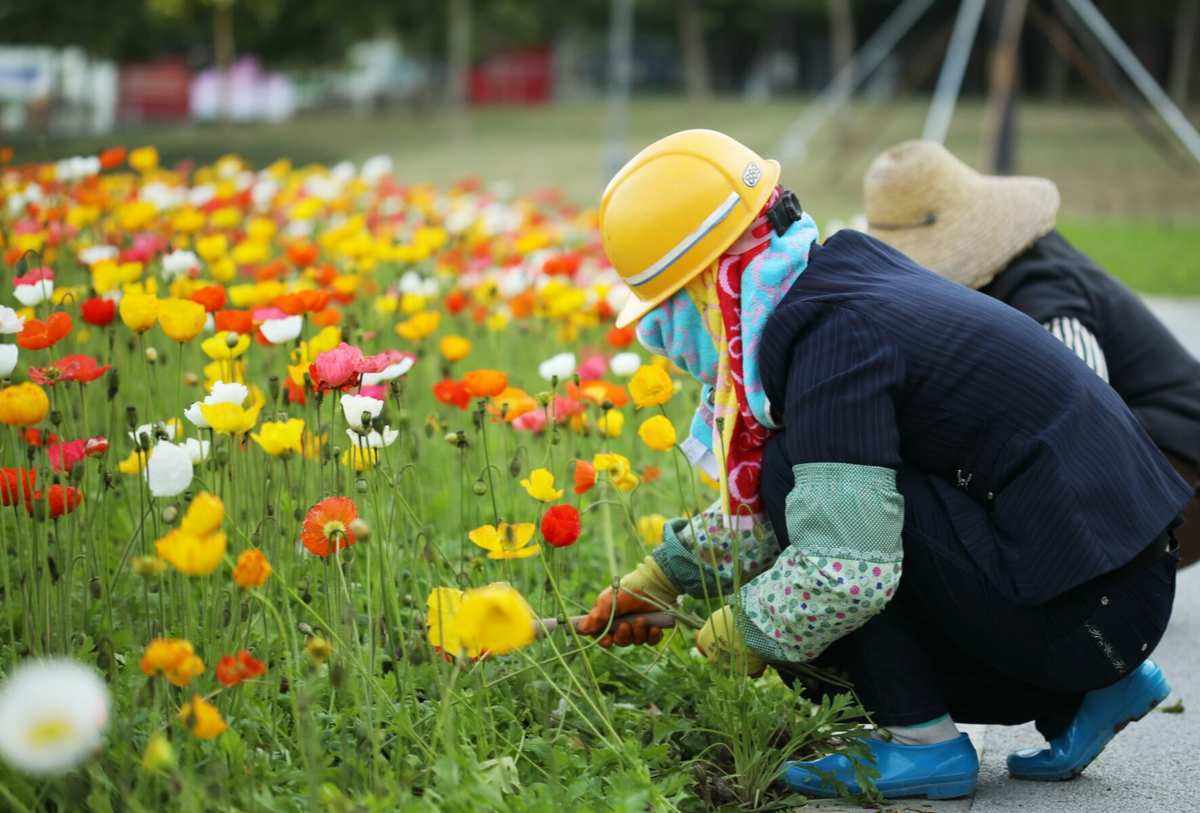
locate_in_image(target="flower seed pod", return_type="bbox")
[49,409,62,426]
[125,405,138,429]
[355,477,368,494]
[267,375,280,402]
[508,452,522,478]
[107,368,120,400]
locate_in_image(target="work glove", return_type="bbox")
[695,606,766,677]
[577,556,678,647]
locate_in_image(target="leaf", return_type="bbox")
[1160,699,1185,714]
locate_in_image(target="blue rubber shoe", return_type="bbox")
[1008,660,1171,781]
[782,734,979,800]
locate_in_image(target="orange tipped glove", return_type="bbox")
[696,606,766,677]
[577,556,678,647]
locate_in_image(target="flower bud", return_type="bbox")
[132,555,167,577]
[183,371,199,387]
[348,517,370,540]
[144,346,158,363]
[355,477,368,494]
[161,505,179,524]
[141,732,175,772]
[472,479,487,496]
[305,636,333,665]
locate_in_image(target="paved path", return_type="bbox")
[812,298,1200,813]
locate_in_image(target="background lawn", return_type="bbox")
[12,98,1200,295]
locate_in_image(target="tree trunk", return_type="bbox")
[213,0,235,122]
[447,0,471,108]
[982,0,1030,173]
[829,0,856,84]
[1170,0,1198,107]
[676,0,710,99]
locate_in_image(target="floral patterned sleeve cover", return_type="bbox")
[736,462,904,664]
[651,500,783,601]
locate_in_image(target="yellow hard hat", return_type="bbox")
[600,129,781,328]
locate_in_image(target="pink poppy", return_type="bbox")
[309,343,366,391]
[551,395,584,424]
[512,409,547,433]
[13,266,54,287]
[358,384,387,400]
[47,435,107,473]
[577,353,607,380]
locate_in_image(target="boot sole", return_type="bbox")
[1009,673,1171,782]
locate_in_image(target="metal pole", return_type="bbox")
[604,0,635,183]
[777,0,936,161]
[923,0,986,143]
[1061,0,1200,166]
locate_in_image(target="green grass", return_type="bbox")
[1058,217,1200,296]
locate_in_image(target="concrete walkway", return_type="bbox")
[813,298,1200,813]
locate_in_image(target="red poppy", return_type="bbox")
[22,428,59,447]
[0,468,36,506]
[285,376,307,405]
[541,252,581,277]
[29,354,110,386]
[573,459,596,495]
[98,146,126,169]
[541,504,581,548]
[445,290,468,315]
[214,310,254,334]
[47,436,107,473]
[433,379,471,410]
[606,325,636,349]
[17,312,72,350]
[190,285,227,313]
[215,650,267,687]
[300,496,358,557]
[26,484,83,518]
[81,297,116,326]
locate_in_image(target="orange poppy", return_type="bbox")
[445,290,468,314]
[642,466,662,485]
[286,241,318,268]
[99,146,126,169]
[274,289,330,315]
[300,496,358,558]
[508,290,537,319]
[17,312,72,350]
[190,285,227,313]
[463,369,508,398]
[568,379,629,409]
[573,459,596,494]
[311,307,341,327]
[215,649,267,687]
[433,379,471,410]
[606,325,636,349]
[214,310,254,334]
[488,387,537,422]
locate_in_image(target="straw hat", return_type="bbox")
[864,140,1060,289]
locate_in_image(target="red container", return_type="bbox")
[469,47,552,105]
[119,60,191,122]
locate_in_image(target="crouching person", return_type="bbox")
[578,130,1190,799]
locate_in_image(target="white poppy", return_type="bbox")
[184,381,248,429]
[345,426,399,448]
[0,658,110,776]
[341,394,383,430]
[610,352,642,377]
[146,442,194,497]
[129,420,179,448]
[259,315,303,345]
[361,358,415,386]
[182,438,211,464]
[78,245,118,266]
[0,344,17,377]
[538,352,576,382]
[14,280,53,307]
[360,155,394,184]
[162,250,200,279]
[0,305,24,334]
[187,185,216,208]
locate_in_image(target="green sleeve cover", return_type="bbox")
[651,500,782,600]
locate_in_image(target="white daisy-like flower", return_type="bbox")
[14,280,53,307]
[146,442,194,497]
[161,250,201,280]
[259,315,303,345]
[0,658,110,776]
[345,427,399,448]
[0,305,24,334]
[610,352,642,377]
[538,352,576,382]
[0,344,17,377]
[341,394,383,430]
[361,358,415,386]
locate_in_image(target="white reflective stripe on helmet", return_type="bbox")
[625,191,741,287]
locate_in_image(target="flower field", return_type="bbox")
[0,148,868,811]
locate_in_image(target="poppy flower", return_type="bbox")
[274,289,329,315]
[541,504,581,548]
[445,290,468,314]
[628,365,674,409]
[308,342,366,392]
[99,146,126,169]
[29,355,110,386]
[520,468,564,502]
[286,241,318,268]
[606,325,636,349]
[190,285,227,313]
[26,484,83,518]
[17,312,72,350]
[47,436,107,473]
[0,468,36,506]
[232,549,272,588]
[568,379,629,409]
[215,650,267,688]
[178,695,226,740]
[573,459,596,494]
[452,583,536,657]
[0,382,50,426]
[637,415,677,451]
[80,297,116,327]
[300,496,358,557]
[214,310,253,334]
[468,523,539,560]
[141,638,204,687]
[433,379,471,410]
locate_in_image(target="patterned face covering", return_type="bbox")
[636,187,821,528]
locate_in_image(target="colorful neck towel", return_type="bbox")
[636,187,820,527]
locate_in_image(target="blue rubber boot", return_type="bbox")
[782,734,978,800]
[1008,660,1171,781]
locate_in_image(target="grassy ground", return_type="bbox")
[12,96,1200,294]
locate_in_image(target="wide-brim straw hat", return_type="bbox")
[864,140,1060,289]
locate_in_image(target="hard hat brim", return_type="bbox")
[612,158,781,329]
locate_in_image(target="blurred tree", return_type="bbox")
[1170,0,1197,106]
[676,0,711,98]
